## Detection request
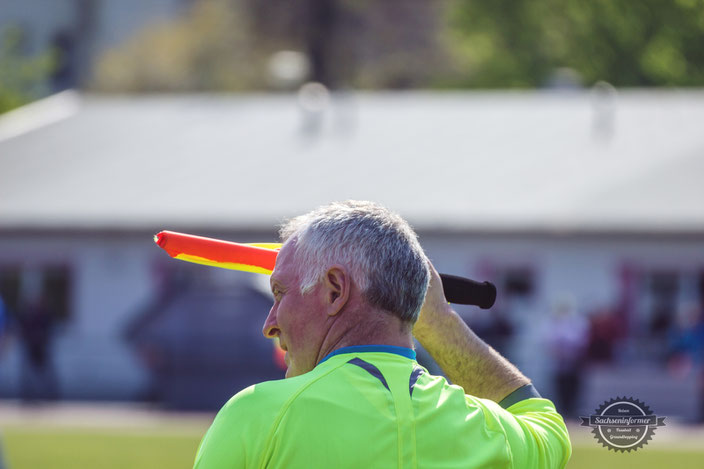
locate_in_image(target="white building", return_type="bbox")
[1,90,703,417]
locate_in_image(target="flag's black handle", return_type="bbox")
[439,273,496,309]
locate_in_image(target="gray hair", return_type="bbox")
[279,200,430,323]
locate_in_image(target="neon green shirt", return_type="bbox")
[193,346,571,469]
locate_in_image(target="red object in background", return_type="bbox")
[273,342,287,371]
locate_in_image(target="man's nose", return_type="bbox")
[262,307,279,338]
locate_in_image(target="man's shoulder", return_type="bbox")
[218,365,337,421]
[221,379,294,417]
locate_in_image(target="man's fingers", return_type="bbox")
[415,261,452,337]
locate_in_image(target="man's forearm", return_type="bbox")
[414,265,530,403]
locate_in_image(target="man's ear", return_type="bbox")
[323,265,350,316]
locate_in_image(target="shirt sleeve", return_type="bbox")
[193,403,247,469]
[473,396,572,469]
[193,386,266,469]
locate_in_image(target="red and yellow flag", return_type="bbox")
[154,230,281,274]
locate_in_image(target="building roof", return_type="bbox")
[1,89,703,235]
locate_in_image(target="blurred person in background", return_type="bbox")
[585,306,624,365]
[668,303,704,422]
[16,269,59,402]
[0,295,9,469]
[471,308,515,360]
[544,296,589,419]
[668,304,704,367]
[0,294,7,353]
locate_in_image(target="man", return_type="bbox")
[194,201,571,468]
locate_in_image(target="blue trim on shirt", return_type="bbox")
[498,384,542,409]
[319,345,416,364]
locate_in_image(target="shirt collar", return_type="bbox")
[318,344,416,364]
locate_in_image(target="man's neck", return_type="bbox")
[315,307,414,365]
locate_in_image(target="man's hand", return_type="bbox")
[413,262,453,341]
[413,261,530,403]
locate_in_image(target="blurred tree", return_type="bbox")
[0,26,55,114]
[245,0,449,89]
[92,0,264,92]
[91,0,450,92]
[443,0,704,88]
[91,0,704,92]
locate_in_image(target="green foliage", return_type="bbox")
[91,0,447,92]
[0,26,55,114]
[89,0,704,91]
[92,0,267,92]
[443,0,704,88]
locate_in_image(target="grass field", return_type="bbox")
[1,404,702,468]
[2,427,201,469]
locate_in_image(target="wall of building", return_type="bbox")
[1,231,702,417]
[0,233,155,399]
[422,232,704,419]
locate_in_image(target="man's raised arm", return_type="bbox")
[414,262,572,469]
[413,262,532,404]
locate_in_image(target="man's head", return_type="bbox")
[262,200,430,377]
